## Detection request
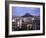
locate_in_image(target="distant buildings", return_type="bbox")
[12,13,40,31]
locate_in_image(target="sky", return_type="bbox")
[12,7,40,17]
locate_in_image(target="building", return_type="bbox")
[12,13,40,31]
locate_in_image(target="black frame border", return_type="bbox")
[5,1,45,37]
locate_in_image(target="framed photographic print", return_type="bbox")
[5,1,45,37]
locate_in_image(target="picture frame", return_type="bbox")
[5,1,45,37]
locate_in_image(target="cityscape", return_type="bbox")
[12,7,40,31]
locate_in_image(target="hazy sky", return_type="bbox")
[12,7,40,17]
